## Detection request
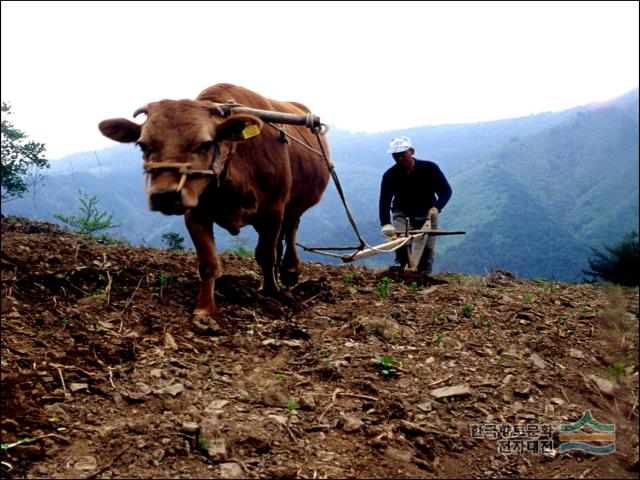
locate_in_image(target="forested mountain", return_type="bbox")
[3,89,638,281]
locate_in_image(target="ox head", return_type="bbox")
[98,100,262,215]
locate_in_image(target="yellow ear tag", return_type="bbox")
[242,124,261,139]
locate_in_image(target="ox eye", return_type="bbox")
[195,140,214,154]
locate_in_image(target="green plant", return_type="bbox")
[536,278,551,293]
[522,293,534,304]
[583,231,639,286]
[153,272,179,297]
[225,235,254,257]
[275,373,284,381]
[286,400,297,417]
[161,231,185,251]
[434,333,445,346]
[410,281,418,293]
[1,102,49,201]
[377,277,391,299]
[54,190,122,236]
[343,274,354,282]
[197,437,209,452]
[255,307,262,316]
[609,362,626,379]
[374,354,397,379]
[461,303,473,318]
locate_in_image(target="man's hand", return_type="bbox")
[381,224,396,237]
[428,207,439,219]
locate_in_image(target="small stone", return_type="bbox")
[164,332,178,350]
[219,462,244,479]
[205,399,230,412]
[430,384,471,399]
[340,414,363,433]
[384,446,414,463]
[74,455,98,471]
[154,383,184,397]
[529,353,546,369]
[588,375,617,397]
[182,422,199,434]
[569,348,585,359]
[69,383,89,392]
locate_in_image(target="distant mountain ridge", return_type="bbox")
[3,88,638,281]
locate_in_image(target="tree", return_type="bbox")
[54,190,122,236]
[161,232,185,251]
[583,231,639,286]
[1,102,49,201]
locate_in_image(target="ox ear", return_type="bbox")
[98,118,141,143]
[215,114,263,143]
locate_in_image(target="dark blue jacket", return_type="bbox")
[379,159,452,225]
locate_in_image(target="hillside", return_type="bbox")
[1,217,638,479]
[2,88,638,281]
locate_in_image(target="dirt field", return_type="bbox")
[1,216,638,479]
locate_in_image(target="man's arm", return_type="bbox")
[379,172,393,225]
[433,165,452,211]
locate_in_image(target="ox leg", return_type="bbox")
[254,212,282,296]
[184,210,219,316]
[279,216,301,287]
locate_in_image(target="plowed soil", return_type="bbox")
[1,216,638,479]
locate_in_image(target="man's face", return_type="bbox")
[392,149,415,171]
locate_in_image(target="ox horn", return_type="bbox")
[133,105,149,118]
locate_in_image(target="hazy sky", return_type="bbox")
[2,1,638,159]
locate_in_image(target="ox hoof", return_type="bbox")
[279,269,300,287]
[191,315,223,335]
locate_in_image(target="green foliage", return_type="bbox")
[343,274,354,282]
[377,276,391,299]
[461,303,473,318]
[410,281,418,293]
[583,231,639,286]
[153,272,179,298]
[286,400,297,417]
[161,231,185,251]
[225,235,253,257]
[1,102,49,201]
[374,354,397,379]
[608,362,626,379]
[53,190,122,236]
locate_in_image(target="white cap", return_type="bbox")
[387,136,412,154]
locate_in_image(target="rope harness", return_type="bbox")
[143,143,236,193]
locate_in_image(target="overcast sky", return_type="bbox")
[2,1,638,160]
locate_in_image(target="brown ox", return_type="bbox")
[99,83,330,317]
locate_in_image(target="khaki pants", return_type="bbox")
[391,209,438,274]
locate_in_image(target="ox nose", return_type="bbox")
[149,189,184,214]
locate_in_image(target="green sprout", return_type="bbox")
[286,400,298,417]
[377,277,391,299]
[374,354,397,379]
[461,303,473,318]
[609,362,626,379]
